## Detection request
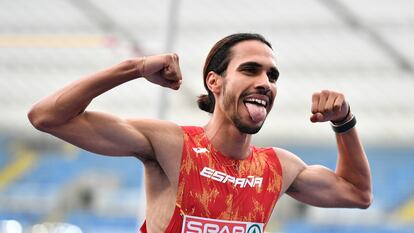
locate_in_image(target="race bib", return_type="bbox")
[182,215,264,233]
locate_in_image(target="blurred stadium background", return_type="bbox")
[0,0,413,232]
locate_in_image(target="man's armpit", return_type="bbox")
[286,184,299,193]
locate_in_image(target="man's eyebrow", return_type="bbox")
[236,62,263,70]
[237,61,279,74]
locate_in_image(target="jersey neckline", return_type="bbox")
[199,126,255,163]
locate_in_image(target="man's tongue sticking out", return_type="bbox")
[245,103,267,123]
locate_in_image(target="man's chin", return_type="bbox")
[234,117,264,134]
[239,126,262,134]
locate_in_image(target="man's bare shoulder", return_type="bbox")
[272,147,307,169]
[127,118,185,181]
[272,147,308,195]
[126,118,185,158]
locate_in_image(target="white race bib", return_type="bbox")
[182,214,264,233]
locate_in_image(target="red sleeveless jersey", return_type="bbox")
[140,126,283,232]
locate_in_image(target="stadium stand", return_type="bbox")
[0,0,413,232]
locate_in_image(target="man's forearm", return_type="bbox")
[28,58,143,129]
[335,127,372,198]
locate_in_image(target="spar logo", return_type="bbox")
[182,215,264,233]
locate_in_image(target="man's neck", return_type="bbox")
[204,117,252,160]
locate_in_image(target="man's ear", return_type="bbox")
[206,71,222,94]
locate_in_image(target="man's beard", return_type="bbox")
[222,86,265,134]
[232,115,263,134]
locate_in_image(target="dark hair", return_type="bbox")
[197,33,273,113]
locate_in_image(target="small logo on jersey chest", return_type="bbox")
[193,147,209,154]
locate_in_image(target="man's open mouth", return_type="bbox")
[244,98,268,108]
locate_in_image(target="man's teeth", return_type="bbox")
[245,98,267,107]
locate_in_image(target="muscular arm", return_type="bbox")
[285,90,372,209]
[28,54,182,160]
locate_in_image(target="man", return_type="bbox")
[28,33,372,233]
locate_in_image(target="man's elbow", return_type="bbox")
[27,106,53,131]
[356,191,373,209]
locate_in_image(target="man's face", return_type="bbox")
[219,40,278,134]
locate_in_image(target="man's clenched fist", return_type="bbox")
[139,53,182,90]
[310,90,350,123]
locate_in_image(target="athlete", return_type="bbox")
[28,33,372,232]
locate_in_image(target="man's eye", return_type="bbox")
[267,70,279,82]
[242,67,259,74]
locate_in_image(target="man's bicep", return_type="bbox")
[46,111,154,158]
[287,165,361,208]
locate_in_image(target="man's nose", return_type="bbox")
[255,72,271,91]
